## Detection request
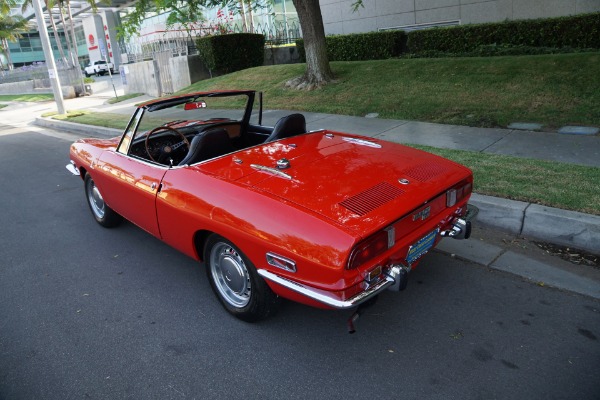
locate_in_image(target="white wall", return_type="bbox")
[121,61,161,97]
[320,0,600,34]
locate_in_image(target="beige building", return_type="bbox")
[320,0,600,34]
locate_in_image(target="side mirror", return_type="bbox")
[184,101,207,110]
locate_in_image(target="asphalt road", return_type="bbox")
[1,124,599,400]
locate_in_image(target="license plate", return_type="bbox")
[406,228,439,264]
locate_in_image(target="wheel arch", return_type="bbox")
[79,166,88,181]
[193,229,215,261]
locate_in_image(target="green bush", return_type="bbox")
[407,12,600,54]
[196,33,265,74]
[296,30,407,62]
[404,44,597,59]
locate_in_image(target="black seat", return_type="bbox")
[264,113,306,143]
[178,128,233,166]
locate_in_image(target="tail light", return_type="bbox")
[347,230,389,270]
[447,180,472,207]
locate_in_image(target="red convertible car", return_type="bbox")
[67,90,473,325]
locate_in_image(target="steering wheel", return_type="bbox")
[144,125,190,164]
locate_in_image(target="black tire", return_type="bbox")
[84,173,122,228]
[84,72,90,78]
[204,234,278,322]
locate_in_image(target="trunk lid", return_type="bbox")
[198,131,471,236]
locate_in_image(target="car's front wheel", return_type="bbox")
[204,235,278,322]
[84,173,122,228]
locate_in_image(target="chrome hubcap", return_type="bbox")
[210,242,251,308]
[87,179,105,219]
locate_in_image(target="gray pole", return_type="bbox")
[32,0,66,114]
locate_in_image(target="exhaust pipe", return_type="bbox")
[441,218,471,240]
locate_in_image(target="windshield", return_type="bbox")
[133,93,251,141]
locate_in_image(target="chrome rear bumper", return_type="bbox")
[258,264,408,309]
[258,269,393,309]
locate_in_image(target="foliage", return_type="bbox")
[404,44,598,59]
[196,33,264,73]
[119,0,271,39]
[0,14,30,43]
[407,12,600,54]
[0,0,17,15]
[296,30,407,62]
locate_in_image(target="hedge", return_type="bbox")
[296,30,407,62]
[196,33,265,74]
[407,12,600,54]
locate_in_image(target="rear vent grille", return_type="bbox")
[404,162,446,182]
[340,182,404,216]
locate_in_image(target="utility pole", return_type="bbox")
[32,0,66,114]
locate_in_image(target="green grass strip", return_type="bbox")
[0,94,54,102]
[184,52,600,129]
[412,145,600,216]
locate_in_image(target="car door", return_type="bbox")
[91,108,166,238]
[94,152,167,238]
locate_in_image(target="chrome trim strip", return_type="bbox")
[250,164,292,180]
[65,161,80,176]
[258,269,394,309]
[342,137,382,148]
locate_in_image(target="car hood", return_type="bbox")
[199,131,471,236]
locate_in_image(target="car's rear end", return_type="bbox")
[203,130,474,310]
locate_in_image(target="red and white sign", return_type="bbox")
[88,34,97,50]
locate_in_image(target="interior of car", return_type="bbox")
[129,113,307,167]
[122,92,308,167]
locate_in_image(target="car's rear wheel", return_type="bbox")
[84,173,122,228]
[204,234,278,322]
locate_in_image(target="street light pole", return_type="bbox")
[32,0,66,114]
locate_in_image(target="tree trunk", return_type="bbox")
[2,37,13,69]
[238,1,248,32]
[288,0,334,89]
[57,3,76,67]
[46,2,69,66]
[66,0,80,67]
[247,1,254,33]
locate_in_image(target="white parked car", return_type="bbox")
[84,60,114,77]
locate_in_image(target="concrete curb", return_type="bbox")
[436,240,600,300]
[34,117,122,138]
[470,194,599,254]
[35,117,600,255]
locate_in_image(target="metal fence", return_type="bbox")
[0,62,83,88]
[119,20,302,64]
